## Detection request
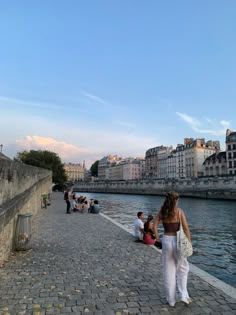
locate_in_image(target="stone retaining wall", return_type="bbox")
[0,159,52,265]
[74,177,236,200]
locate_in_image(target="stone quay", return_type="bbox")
[0,192,236,315]
[73,177,236,200]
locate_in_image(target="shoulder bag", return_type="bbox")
[176,210,193,258]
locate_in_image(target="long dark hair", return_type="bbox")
[144,214,153,232]
[160,192,179,219]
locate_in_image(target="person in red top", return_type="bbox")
[153,192,192,307]
[143,215,156,245]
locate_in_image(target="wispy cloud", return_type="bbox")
[176,112,230,136]
[80,90,124,112]
[0,96,63,110]
[114,120,136,128]
[81,90,109,105]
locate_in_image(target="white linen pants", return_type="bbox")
[162,235,189,306]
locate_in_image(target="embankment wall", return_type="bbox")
[73,177,236,200]
[0,159,52,265]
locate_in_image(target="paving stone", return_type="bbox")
[0,192,235,315]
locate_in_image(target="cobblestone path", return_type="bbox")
[0,192,236,315]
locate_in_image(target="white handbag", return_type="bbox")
[176,211,193,258]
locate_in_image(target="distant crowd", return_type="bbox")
[64,188,100,214]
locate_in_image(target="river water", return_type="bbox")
[75,191,236,288]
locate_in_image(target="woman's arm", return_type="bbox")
[180,210,191,242]
[153,211,161,241]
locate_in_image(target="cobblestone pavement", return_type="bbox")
[0,192,236,315]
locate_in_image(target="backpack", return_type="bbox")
[64,191,68,200]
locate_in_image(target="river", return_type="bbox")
[75,191,236,288]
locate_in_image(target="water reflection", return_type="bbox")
[75,191,236,288]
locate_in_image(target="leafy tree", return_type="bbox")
[16,150,67,185]
[90,160,99,176]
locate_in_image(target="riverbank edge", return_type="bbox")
[100,212,236,300]
[73,178,236,200]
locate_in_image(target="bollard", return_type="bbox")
[15,213,32,251]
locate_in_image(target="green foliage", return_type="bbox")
[90,160,99,176]
[16,150,67,184]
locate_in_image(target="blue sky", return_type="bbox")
[0,1,235,167]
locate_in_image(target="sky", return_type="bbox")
[0,1,236,168]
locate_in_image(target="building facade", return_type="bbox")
[203,152,227,176]
[64,162,85,182]
[167,150,177,179]
[184,138,218,178]
[98,155,122,180]
[145,138,219,179]
[226,129,236,175]
[103,158,143,181]
[145,146,173,179]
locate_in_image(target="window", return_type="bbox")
[229,161,232,168]
[234,152,236,158]
[228,144,231,150]
[228,152,232,159]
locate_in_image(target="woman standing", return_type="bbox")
[153,192,192,307]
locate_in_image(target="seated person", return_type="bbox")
[71,199,80,212]
[88,199,94,213]
[143,214,162,248]
[133,211,144,242]
[82,200,89,212]
[143,215,156,245]
[91,200,100,214]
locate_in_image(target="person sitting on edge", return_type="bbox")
[88,199,94,213]
[91,200,100,214]
[143,215,162,248]
[82,200,89,212]
[143,215,156,245]
[133,211,144,242]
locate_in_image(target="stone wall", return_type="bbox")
[73,177,236,200]
[0,159,52,265]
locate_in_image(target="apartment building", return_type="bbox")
[145,146,173,179]
[226,129,236,175]
[104,158,143,181]
[176,144,186,178]
[64,162,85,181]
[97,155,121,180]
[123,159,142,180]
[105,163,123,180]
[203,152,227,176]
[145,138,219,179]
[184,138,218,178]
[167,150,177,179]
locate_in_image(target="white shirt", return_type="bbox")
[134,218,144,239]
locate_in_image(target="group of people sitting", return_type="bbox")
[64,188,100,214]
[133,211,162,248]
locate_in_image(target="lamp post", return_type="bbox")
[0,144,2,153]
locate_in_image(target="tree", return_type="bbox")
[16,150,67,185]
[90,160,99,176]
